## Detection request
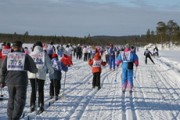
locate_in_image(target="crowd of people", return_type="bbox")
[0,40,160,120]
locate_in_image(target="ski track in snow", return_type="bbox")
[0,47,180,120]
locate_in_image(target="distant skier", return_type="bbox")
[0,42,11,61]
[46,42,56,59]
[88,53,106,90]
[116,44,139,93]
[49,54,68,100]
[153,46,159,57]
[108,44,116,70]
[0,41,38,120]
[144,48,155,64]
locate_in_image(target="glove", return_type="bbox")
[0,82,6,88]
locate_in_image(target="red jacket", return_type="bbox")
[88,53,106,73]
[61,54,73,66]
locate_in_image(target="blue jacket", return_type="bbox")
[49,58,68,80]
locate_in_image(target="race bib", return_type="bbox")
[31,52,45,69]
[7,52,25,71]
[92,60,102,67]
[2,48,11,56]
[121,51,131,62]
[52,60,61,70]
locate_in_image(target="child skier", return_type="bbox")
[49,53,68,100]
[88,53,106,90]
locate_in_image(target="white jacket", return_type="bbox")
[28,46,54,80]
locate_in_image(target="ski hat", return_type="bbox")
[12,41,22,48]
[52,53,58,58]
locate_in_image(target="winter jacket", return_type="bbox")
[0,50,38,86]
[116,48,139,68]
[47,44,56,55]
[49,58,68,80]
[28,46,54,80]
[88,53,106,73]
[144,49,152,57]
[61,54,73,66]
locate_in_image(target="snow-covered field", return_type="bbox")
[0,45,180,120]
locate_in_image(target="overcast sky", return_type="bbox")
[0,0,180,37]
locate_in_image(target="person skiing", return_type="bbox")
[116,44,139,93]
[49,53,68,100]
[108,44,116,70]
[0,42,11,61]
[88,53,106,90]
[0,41,38,120]
[144,48,155,64]
[28,41,54,114]
[153,46,159,57]
[46,42,56,59]
[61,50,73,67]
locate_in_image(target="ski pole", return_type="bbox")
[62,72,66,98]
[34,74,38,120]
[54,79,56,101]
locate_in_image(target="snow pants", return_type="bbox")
[30,79,45,107]
[50,79,61,97]
[109,56,115,70]
[92,72,101,88]
[7,85,27,120]
[121,67,134,90]
[145,55,155,64]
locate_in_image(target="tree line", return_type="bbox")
[0,20,180,47]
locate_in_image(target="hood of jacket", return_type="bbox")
[33,46,43,53]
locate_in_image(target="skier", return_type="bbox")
[49,53,68,100]
[83,46,88,61]
[61,50,73,66]
[153,46,159,57]
[88,53,106,90]
[0,42,11,61]
[76,44,82,59]
[0,41,38,120]
[108,44,116,70]
[28,41,54,114]
[116,44,139,93]
[46,42,56,59]
[144,48,155,64]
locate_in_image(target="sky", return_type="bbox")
[0,0,180,37]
